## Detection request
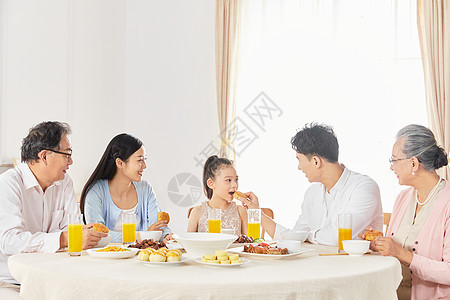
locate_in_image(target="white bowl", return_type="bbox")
[342,240,370,256]
[277,240,302,253]
[173,233,237,258]
[280,230,308,242]
[136,231,162,242]
[96,234,112,248]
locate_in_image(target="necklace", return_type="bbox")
[416,176,443,206]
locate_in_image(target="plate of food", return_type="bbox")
[133,256,188,267]
[133,248,185,267]
[86,246,139,259]
[194,257,250,267]
[228,234,268,248]
[228,243,313,259]
[193,250,249,267]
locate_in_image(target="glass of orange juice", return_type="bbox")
[68,214,83,256]
[208,209,221,233]
[122,213,136,244]
[248,209,261,240]
[338,214,352,251]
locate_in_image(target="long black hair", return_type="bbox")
[80,133,143,217]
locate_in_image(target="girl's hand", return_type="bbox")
[147,221,167,231]
[373,237,413,266]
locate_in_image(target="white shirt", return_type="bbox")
[274,166,383,246]
[0,163,78,283]
[112,205,139,232]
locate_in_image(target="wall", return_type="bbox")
[1,0,217,234]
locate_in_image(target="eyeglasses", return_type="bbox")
[44,149,73,159]
[389,157,409,165]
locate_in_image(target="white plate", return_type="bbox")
[133,256,188,267]
[228,246,313,259]
[193,257,250,267]
[166,241,184,251]
[86,247,139,259]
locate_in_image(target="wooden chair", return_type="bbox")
[260,208,274,239]
[187,207,194,219]
[383,212,392,236]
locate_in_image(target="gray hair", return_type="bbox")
[396,124,448,171]
[21,121,72,163]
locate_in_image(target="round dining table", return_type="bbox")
[8,243,402,300]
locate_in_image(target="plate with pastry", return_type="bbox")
[134,256,189,267]
[228,243,313,259]
[193,250,250,267]
[194,257,250,267]
[134,249,186,266]
[86,246,139,259]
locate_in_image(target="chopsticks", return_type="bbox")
[319,253,349,256]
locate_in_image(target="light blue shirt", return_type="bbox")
[84,179,171,243]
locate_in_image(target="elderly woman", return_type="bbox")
[366,124,450,300]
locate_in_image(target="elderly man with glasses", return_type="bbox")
[0,121,106,294]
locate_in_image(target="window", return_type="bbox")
[235,0,426,227]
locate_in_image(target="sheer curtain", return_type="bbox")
[215,0,243,159]
[235,0,427,226]
[417,0,450,179]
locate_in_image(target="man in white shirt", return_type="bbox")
[0,121,106,290]
[239,122,383,246]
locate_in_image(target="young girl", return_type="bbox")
[80,133,172,243]
[187,155,248,235]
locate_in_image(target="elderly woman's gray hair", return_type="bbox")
[396,124,448,171]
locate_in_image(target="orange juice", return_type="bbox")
[208,219,221,233]
[68,224,83,254]
[338,228,352,250]
[122,223,136,243]
[248,222,261,240]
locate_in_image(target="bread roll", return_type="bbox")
[364,230,383,241]
[233,191,247,200]
[138,249,150,261]
[157,212,170,224]
[150,251,166,262]
[92,223,109,233]
[166,250,181,262]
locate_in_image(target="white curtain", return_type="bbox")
[235,0,427,225]
[417,0,450,179]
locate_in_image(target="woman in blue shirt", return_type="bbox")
[80,133,172,243]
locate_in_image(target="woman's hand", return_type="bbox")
[163,233,173,243]
[236,191,260,209]
[373,237,413,266]
[147,220,167,231]
[358,226,377,251]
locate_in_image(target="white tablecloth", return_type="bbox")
[8,243,402,300]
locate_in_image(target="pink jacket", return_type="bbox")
[387,182,450,300]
